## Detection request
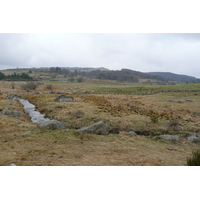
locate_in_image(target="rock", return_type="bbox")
[9,163,17,166]
[39,120,66,130]
[141,92,147,95]
[104,118,110,122]
[2,109,20,119]
[156,135,180,142]
[77,121,109,135]
[5,94,19,101]
[176,100,184,103]
[193,112,200,116]
[128,131,137,136]
[185,99,193,102]
[187,136,200,143]
[130,105,136,108]
[18,131,31,136]
[54,95,75,102]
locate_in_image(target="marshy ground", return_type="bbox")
[0,80,200,166]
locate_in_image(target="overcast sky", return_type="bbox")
[1,33,200,78]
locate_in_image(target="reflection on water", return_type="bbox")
[19,99,50,123]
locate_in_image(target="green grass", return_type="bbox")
[187,150,200,166]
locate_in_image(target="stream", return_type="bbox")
[19,99,50,123]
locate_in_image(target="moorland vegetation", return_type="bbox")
[0,67,200,166]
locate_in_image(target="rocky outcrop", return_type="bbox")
[128,131,137,136]
[39,120,66,130]
[5,94,19,101]
[54,95,75,102]
[187,136,200,143]
[18,131,31,136]
[154,134,180,142]
[0,108,20,119]
[77,121,109,135]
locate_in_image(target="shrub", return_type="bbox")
[77,77,83,82]
[72,110,84,118]
[11,82,15,89]
[68,77,75,82]
[21,82,38,91]
[167,119,180,131]
[150,115,158,123]
[46,84,53,92]
[187,150,200,166]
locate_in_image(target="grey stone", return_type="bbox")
[187,136,200,143]
[5,94,19,101]
[39,120,66,130]
[9,163,17,166]
[77,121,109,135]
[3,110,20,119]
[130,105,136,108]
[193,112,200,116]
[18,131,31,136]
[157,135,180,142]
[185,99,193,102]
[54,95,75,102]
[176,100,184,103]
[128,131,137,136]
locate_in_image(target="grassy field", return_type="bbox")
[0,79,200,166]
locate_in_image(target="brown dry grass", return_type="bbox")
[0,129,199,166]
[0,80,200,166]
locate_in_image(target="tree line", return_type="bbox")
[0,72,33,81]
[48,67,165,82]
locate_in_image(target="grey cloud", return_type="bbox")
[0,33,200,78]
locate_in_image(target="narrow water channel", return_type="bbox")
[19,99,50,123]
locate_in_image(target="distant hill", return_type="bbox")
[2,67,200,83]
[83,68,165,82]
[147,72,200,83]
[47,67,110,72]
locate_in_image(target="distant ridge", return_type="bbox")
[2,67,200,83]
[147,72,200,83]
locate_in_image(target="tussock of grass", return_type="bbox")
[187,150,200,166]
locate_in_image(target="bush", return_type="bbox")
[167,119,180,131]
[150,115,158,123]
[46,84,53,92]
[187,150,200,166]
[21,82,38,91]
[11,82,15,89]
[77,77,83,82]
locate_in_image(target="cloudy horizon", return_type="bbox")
[1,33,200,78]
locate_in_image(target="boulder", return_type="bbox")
[9,163,17,166]
[176,100,184,103]
[5,94,19,101]
[128,131,137,136]
[2,109,20,119]
[185,99,193,102]
[39,120,66,130]
[18,131,31,136]
[187,136,200,143]
[156,135,180,142]
[193,112,200,116]
[54,95,75,102]
[77,121,109,135]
